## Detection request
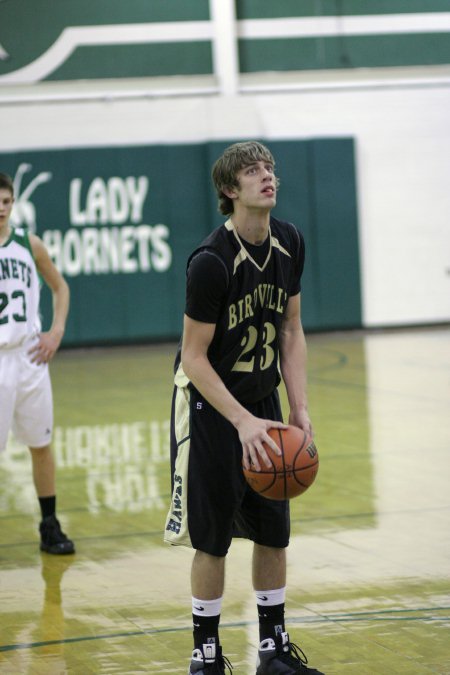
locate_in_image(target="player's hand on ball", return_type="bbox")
[238,414,287,471]
[289,407,313,438]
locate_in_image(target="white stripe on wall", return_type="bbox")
[238,13,450,39]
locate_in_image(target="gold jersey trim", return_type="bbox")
[164,386,193,548]
[225,218,291,276]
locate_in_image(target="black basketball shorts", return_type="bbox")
[164,385,290,556]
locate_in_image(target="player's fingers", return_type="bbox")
[264,433,282,457]
[267,420,288,430]
[242,448,251,471]
[248,446,261,472]
[256,440,273,467]
[27,333,43,352]
[30,348,50,365]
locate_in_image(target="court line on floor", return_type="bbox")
[1,607,449,653]
[1,497,448,525]
[2,502,449,549]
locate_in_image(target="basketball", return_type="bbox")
[243,425,319,500]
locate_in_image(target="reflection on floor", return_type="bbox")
[1,328,449,674]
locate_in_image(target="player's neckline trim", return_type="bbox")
[225,218,272,273]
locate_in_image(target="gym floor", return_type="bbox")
[1,326,449,674]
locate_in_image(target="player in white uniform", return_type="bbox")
[0,172,74,554]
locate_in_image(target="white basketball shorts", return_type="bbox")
[0,341,53,452]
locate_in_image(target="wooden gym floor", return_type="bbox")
[0,326,449,674]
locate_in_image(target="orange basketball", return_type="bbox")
[243,425,319,500]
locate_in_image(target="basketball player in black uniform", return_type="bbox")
[164,142,324,675]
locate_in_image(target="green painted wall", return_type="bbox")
[239,34,450,72]
[48,43,213,81]
[237,0,450,19]
[0,0,209,75]
[1,1,448,81]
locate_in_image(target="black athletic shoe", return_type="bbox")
[256,632,325,674]
[39,515,75,555]
[189,643,233,674]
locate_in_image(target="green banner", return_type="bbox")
[0,139,361,345]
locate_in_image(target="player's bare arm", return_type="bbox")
[181,314,285,471]
[279,293,313,437]
[28,234,70,364]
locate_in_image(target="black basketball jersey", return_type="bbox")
[174,216,305,405]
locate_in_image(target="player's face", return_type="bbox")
[232,160,277,211]
[0,189,14,229]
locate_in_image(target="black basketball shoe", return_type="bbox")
[189,642,233,674]
[256,631,325,674]
[39,515,75,555]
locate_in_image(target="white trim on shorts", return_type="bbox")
[164,386,192,547]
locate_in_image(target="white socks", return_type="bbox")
[192,595,223,617]
[254,586,286,607]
